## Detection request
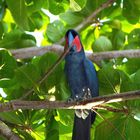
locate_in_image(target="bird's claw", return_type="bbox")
[67,97,74,103]
[75,109,90,119]
[83,88,92,100]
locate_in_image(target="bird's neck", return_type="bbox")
[65,50,85,63]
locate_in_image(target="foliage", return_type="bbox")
[0,0,140,139]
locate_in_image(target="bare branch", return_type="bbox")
[11,46,140,62]
[0,90,140,112]
[0,120,21,140]
[11,45,63,59]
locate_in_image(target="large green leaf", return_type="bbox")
[133,69,140,89]
[38,53,63,99]
[0,78,15,88]
[128,28,140,44]
[59,73,71,100]
[0,22,5,39]
[6,0,29,30]
[48,0,68,15]
[28,12,49,31]
[60,11,83,25]
[123,0,140,24]
[0,30,36,49]
[95,115,140,140]
[0,0,6,20]
[0,49,17,79]
[46,20,65,42]
[98,66,120,95]
[15,64,40,89]
[46,115,59,140]
[119,70,136,92]
[17,130,36,140]
[70,0,87,11]
[111,29,125,50]
[92,36,113,52]
[26,0,46,14]
[0,111,24,125]
[119,58,140,75]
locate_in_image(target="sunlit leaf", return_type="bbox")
[46,20,65,42]
[70,0,87,11]
[6,0,29,30]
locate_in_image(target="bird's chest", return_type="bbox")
[65,60,87,98]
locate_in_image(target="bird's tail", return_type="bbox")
[72,111,96,140]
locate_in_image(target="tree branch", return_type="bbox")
[10,0,117,61]
[59,0,116,44]
[0,90,140,112]
[93,105,129,113]
[0,120,21,140]
[11,45,140,62]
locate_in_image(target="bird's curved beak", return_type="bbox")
[68,31,74,48]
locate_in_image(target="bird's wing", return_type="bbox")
[83,58,99,97]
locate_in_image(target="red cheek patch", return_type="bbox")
[73,35,82,52]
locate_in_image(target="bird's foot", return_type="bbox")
[67,96,79,103]
[67,97,74,103]
[75,109,90,119]
[83,88,92,100]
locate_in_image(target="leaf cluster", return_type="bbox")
[0,0,140,139]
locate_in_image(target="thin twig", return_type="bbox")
[93,105,129,113]
[0,90,140,112]
[20,45,70,100]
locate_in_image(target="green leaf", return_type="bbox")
[0,111,24,124]
[123,0,140,24]
[28,12,47,30]
[26,0,46,14]
[17,130,36,140]
[46,20,65,42]
[46,115,59,140]
[0,22,4,39]
[0,49,17,78]
[0,78,15,88]
[133,69,140,89]
[98,66,120,95]
[0,30,36,49]
[92,36,113,52]
[111,29,125,50]
[38,53,63,99]
[15,64,40,89]
[60,11,83,25]
[128,28,140,44]
[0,0,6,20]
[95,115,140,140]
[59,73,71,100]
[119,70,136,92]
[48,0,66,15]
[110,19,122,30]
[120,58,140,75]
[6,0,29,30]
[70,0,87,11]
[57,110,73,127]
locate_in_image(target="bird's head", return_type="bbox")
[64,29,83,54]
